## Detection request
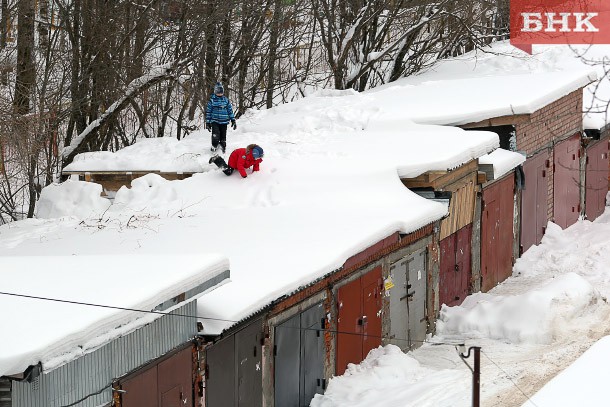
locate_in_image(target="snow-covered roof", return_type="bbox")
[388,40,607,129]
[0,254,229,377]
[3,89,499,342]
[371,69,594,127]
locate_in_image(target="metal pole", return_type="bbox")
[473,346,481,407]
[458,345,482,407]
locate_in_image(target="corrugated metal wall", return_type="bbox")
[0,378,10,407]
[12,301,197,407]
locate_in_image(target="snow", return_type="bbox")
[1,86,499,377]
[4,41,610,405]
[312,209,610,406]
[478,149,526,180]
[0,254,229,377]
[393,41,610,129]
[36,179,111,219]
[372,70,595,126]
[522,336,610,406]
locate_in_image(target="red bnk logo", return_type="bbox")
[510,0,610,53]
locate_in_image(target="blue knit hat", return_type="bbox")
[251,145,264,159]
[214,82,224,94]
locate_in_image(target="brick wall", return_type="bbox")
[516,88,583,222]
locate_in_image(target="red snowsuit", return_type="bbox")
[228,148,262,178]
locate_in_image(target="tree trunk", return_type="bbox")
[14,0,35,115]
[266,0,282,108]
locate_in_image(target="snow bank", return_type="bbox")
[64,133,211,173]
[36,180,111,219]
[522,336,610,406]
[436,273,603,344]
[310,345,464,407]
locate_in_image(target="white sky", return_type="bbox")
[2,40,609,406]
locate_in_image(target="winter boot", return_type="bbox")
[211,134,220,152]
[209,155,228,169]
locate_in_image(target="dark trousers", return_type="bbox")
[211,123,228,151]
[210,156,234,176]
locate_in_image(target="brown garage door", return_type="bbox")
[120,344,193,407]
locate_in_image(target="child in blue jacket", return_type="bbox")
[206,82,236,153]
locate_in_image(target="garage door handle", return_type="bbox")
[358,316,367,325]
[400,292,415,301]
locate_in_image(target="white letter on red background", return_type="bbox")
[544,12,571,32]
[573,13,599,32]
[521,13,543,32]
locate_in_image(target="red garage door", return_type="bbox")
[554,134,581,229]
[481,175,515,292]
[586,139,609,221]
[439,224,472,307]
[521,150,550,253]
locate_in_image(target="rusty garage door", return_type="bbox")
[586,139,610,221]
[439,225,471,307]
[336,266,382,375]
[274,303,325,407]
[521,150,550,253]
[120,344,193,407]
[554,134,581,229]
[205,320,263,407]
[481,174,515,292]
[388,249,427,351]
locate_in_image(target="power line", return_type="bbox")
[0,290,237,323]
[481,350,540,407]
[0,290,461,347]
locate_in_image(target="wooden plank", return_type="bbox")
[439,173,477,240]
[401,159,479,189]
[460,113,531,129]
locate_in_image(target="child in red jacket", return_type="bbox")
[209,144,264,178]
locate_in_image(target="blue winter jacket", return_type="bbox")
[206,94,235,125]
